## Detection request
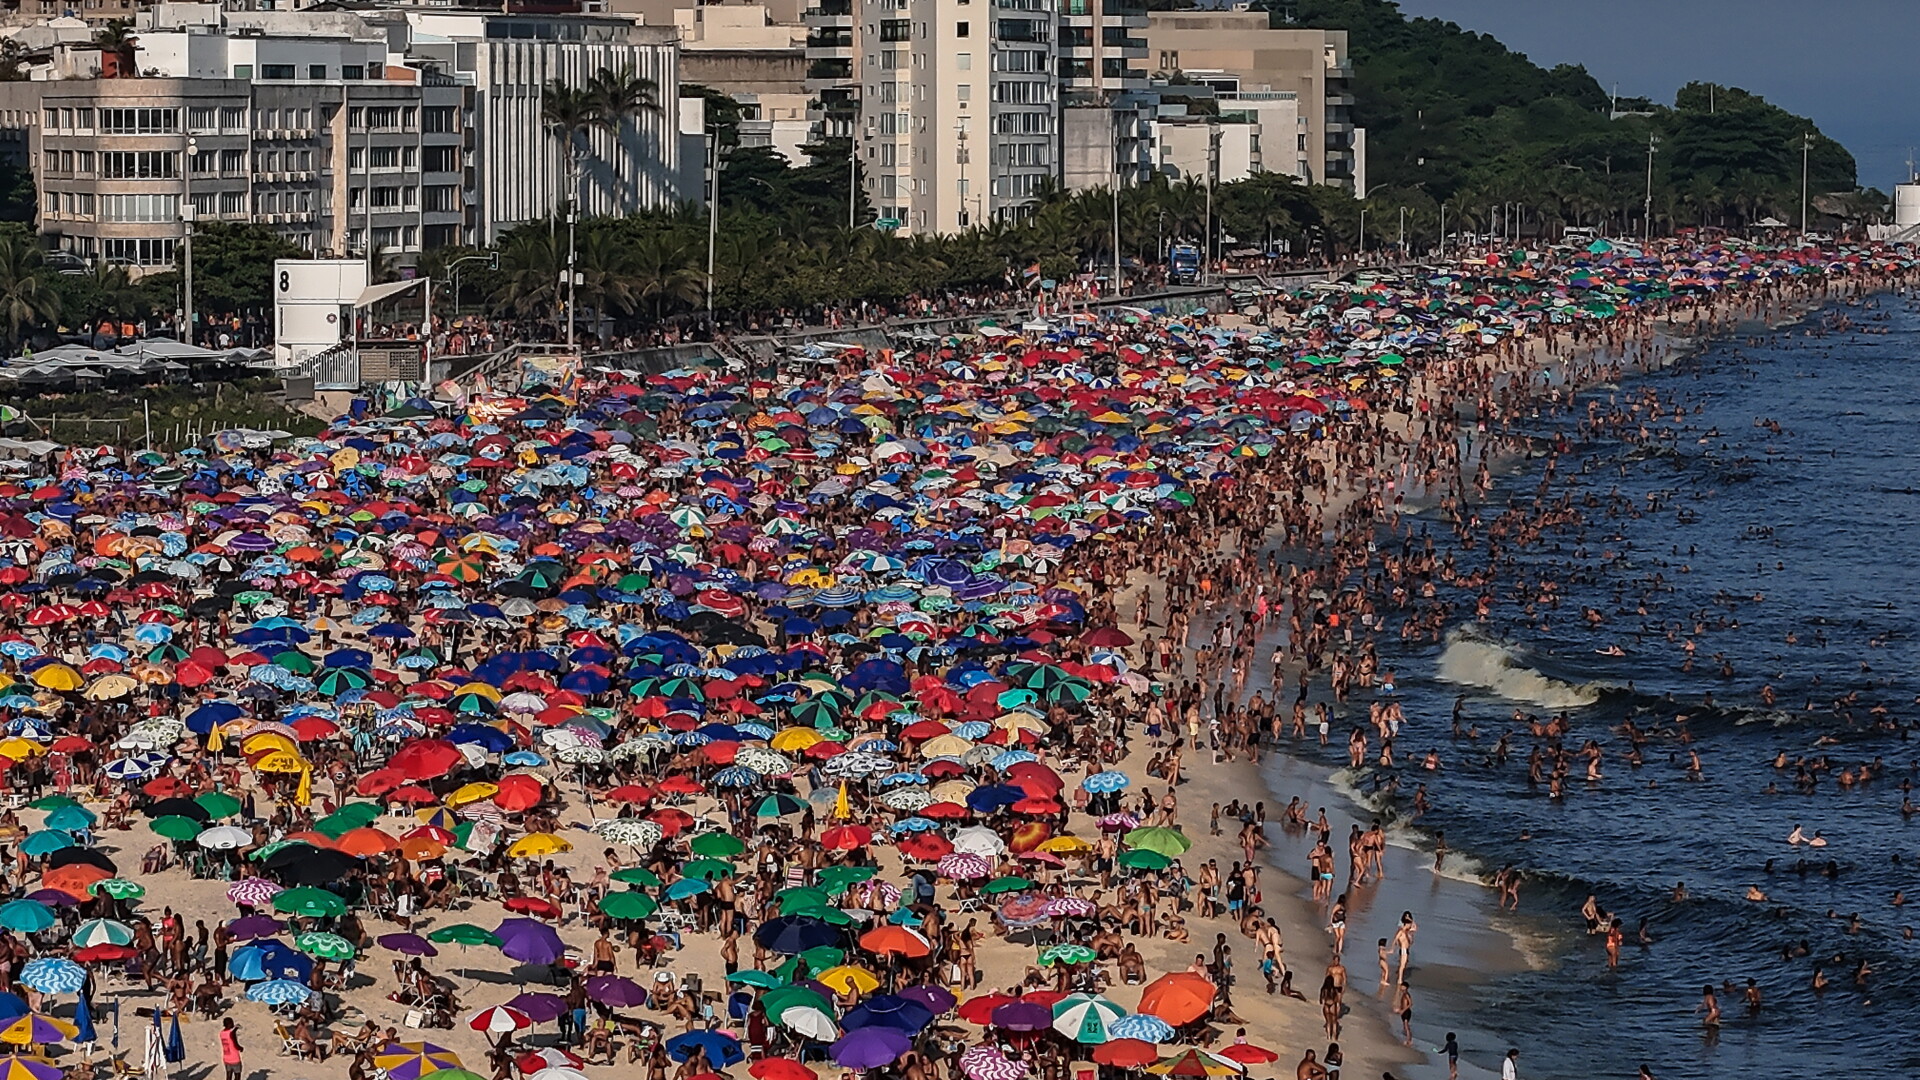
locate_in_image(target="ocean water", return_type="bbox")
[1282,294,1920,1080]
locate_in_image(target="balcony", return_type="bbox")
[803,0,852,19]
[996,19,1048,42]
[805,28,854,56]
[805,58,855,90]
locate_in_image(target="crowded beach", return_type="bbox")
[0,236,1905,1080]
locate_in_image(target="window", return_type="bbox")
[187,106,216,131]
[879,18,910,41]
[369,146,400,169]
[956,52,970,70]
[309,65,326,80]
[956,21,968,37]
[219,148,247,174]
[423,106,457,133]
[219,106,245,131]
[189,150,215,175]
[423,146,458,172]
[98,193,177,223]
[423,185,460,212]
[102,237,174,267]
[342,65,364,81]
[957,84,970,101]
[218,192,243,215]
[261,64,295,80]
[233,64,252,79]
[99,151,178,179]
[261,150,278,172]
[259,109,277,130]
[98,108,179,134]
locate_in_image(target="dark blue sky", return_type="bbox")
[1391,0,1914,191]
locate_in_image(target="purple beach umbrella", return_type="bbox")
[830,1026,912,1069]
[377,933,438,957]
[508,991,569,1023]
[494,918,565,966]
[585,975,647,1008]
[226,915,285,940]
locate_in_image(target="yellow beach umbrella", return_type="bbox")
[814,965,881,995]
[770,727,824,753]
[507,833,572,858]
[446,781,499,807]
[27,665,82,693]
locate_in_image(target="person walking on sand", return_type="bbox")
[219,1018,244,1080]
[1501,1048,1520,1080]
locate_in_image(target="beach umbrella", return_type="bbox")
[665,1031,743,1067]
[17,959,84,995]
[271,886,346,919]
[226,878,283,907]
[72,920,134,949]
[1122,827,1191,857]
[466,1006,531,1034]
[1136,973,1214,1025]
[842,994,931,1035]
[750,1058,817,1080]
[1051,993,1126,1043]
[958,1045,1027,1080]
[1215,1043,1280,1065]
[244,979,312,1006]
[584,976,647,1008]
[1107,1014,1175,1043]
[0,1057,62,1080]
[375,1042,465,1080]
[754,916,841,955]
[1039,944,1097,966]
[1144,1050,1244,1077]
[89,879,144,901]
[597,892,658,921]
[0,1013,77,1046]
[0,902,53,934]
[295,932,356,961]
[829,1027,911,1069]
[494,918,565,965]
[1092,1040,1160,1067]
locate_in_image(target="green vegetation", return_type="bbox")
[7,377,323,451]
[1263,0,1868,233]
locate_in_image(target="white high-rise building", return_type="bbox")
[857,0,1056,235]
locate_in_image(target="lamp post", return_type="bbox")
[1357,205,1366,258]
[566,200,577,350]
[1643,134,1658,246]
[181,136,196,345]
[1438,203,1446,256]
[1800,132,1813,237]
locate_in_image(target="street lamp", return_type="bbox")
[181,136,195,345]
[1643,134,1659,246]
[1800,132,1814,237]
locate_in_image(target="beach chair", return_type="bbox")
[276,1021,310,1060]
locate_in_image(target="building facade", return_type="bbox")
[0,6,689,269]
[1141,11,1359,190]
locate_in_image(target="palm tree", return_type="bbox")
[586,67,660,205]
[491,230,559,319]
[95,19,137,77]
[0,234,58,350]
[541,81,600,218]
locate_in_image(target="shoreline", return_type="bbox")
[1132,272,1890,1080]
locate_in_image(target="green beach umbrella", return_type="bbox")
[981,876,1033,895]
[1039,943,1097,966]
[726,970,785,989]
[195,792,243,819]
[1117,849,1172,871]
[27,796,78,812]
[428,924,502,947]
[43,805,96,832]
[688,833,746,858]
[89,879,146,901]
[272,886,347,920]
[1122,826,1192,857]
[610,867,662,887]
[681,859,737,881]
[295,932,357,961]
[597,892,659,921]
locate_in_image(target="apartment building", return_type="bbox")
[0,22,471,271]
[1141,10,1359,190]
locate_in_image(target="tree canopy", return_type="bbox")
[1261,0,1863,232]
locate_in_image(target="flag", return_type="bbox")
[1022,262,1041,285]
